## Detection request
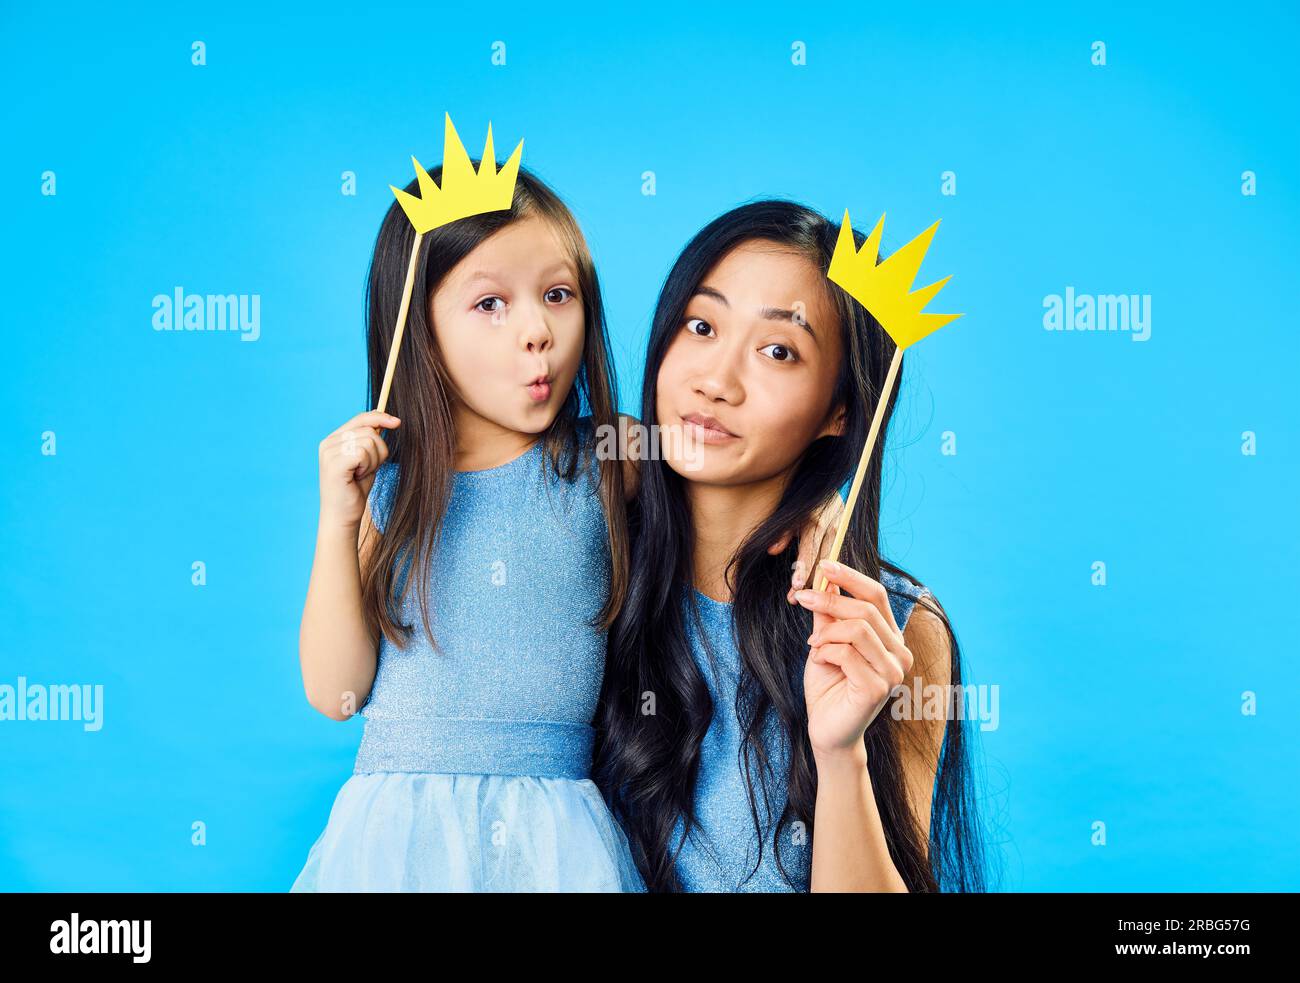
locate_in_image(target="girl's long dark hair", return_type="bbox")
[360,162,628,650]
[593,199,993,892]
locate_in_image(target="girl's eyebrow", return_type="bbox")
[462,263,576,290]
[461,271,501,290]
[692,284,819,341]
[539,260,578,280]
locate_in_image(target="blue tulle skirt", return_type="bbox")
[290,771,646,892]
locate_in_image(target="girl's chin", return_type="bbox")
[511,404,561,434]
[463,402,556,437]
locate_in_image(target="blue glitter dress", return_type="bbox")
[291,419,644,892]
[673,569,932,892]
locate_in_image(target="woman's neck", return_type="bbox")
[687,473,787,604]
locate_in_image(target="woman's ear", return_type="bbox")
[817,403,847,440]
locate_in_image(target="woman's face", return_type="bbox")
[655,239,845,486]
[430,213,586,436]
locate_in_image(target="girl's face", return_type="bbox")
[430,213,586,437]
[655,240,845,486]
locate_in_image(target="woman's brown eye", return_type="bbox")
[760,343,795,362]
[686,318,713,337]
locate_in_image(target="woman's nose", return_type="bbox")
[694,351,743,402]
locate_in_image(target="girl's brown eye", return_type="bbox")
[545,287,574,304]
[686,317,714,337]
[477,297,504,314]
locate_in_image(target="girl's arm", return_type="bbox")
[795,560,949,891]
[299,410,400,721]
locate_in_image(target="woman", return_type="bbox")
[594,200,993,892]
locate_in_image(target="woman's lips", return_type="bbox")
[681,413,738,443]
[526,380,551,403]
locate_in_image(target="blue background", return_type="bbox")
[2,1,1296,891]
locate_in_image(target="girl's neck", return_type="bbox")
[687,472,788,604]
[452,403,541,472]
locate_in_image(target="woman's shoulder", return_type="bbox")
[879,565,929,600]
[880,566,953,685]
[878,565,934,633]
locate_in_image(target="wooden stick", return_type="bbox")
[375,230,425,414]
[814,344,904,592]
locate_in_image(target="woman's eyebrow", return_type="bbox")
[692,284,818,340]
[693,285,729,306]
[759,305,818,339]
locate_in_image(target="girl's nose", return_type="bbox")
[519,307,553,353]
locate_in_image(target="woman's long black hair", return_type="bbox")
[593,199,994,892]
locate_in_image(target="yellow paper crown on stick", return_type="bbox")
[827,210,963,349]
[388,113,524,233]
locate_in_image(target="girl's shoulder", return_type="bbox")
[574,414,598,443]
[574,414,606,462]
[557,415,605,489]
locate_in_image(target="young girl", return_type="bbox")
[291,162,645,891]
[595,200,995,892]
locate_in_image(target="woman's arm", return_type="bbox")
[895,599,951,841]
[795,561,949,891]
[809,742,904,891]
[808,599,950,891]
[298,411,399,721]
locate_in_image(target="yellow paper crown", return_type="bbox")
[827,210,963,349]
[389,113,524,233]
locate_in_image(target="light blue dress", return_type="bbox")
[674,569,931,892]
[291,419,645,892]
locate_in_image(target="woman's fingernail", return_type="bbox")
[821,559,839,573]
[807,633,819,645]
